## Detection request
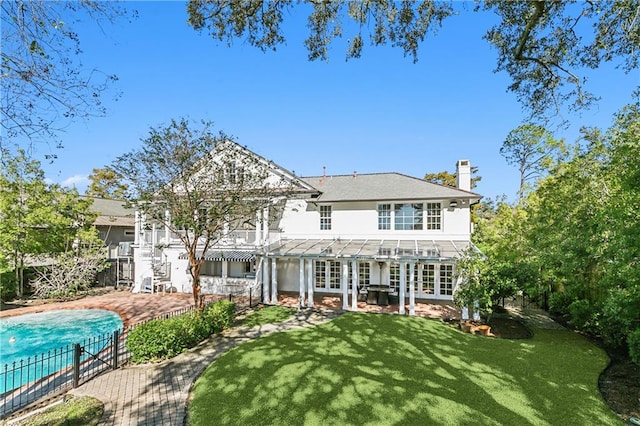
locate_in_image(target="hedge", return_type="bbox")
[126,300,235,363]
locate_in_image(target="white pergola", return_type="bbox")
[259,238,476,315]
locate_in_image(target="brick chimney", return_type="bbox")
[456,160,471,191]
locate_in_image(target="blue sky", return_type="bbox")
[37,1,638,201]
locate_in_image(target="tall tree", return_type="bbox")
[1,1,132,155]
[186,1,639,118]
[0,149,98,297]
[500,124,566,201]
[86,167,129,199]
[112,119,294,308]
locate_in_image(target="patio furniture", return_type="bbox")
[366,285,390,306]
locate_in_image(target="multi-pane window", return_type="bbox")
[422,264,435,294]
[440,264,454,296]
[359,262,371,286]
[227,162,244,184]
[389,263,400,293]
[315,260,342,290]
[377,204,391,230]
[314,261,326,289]
[320,205,332,230]
[394,203,423,230]
[425,202,442,230]
[329,261,341,289]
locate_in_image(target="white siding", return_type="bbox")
[280,199,472,240]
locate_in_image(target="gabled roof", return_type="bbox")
[301,173,481,203]
[83,197,134,227]
[210,140,319,195]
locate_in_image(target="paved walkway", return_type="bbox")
[69,308,340,426]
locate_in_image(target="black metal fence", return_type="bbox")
[0,293,259,420]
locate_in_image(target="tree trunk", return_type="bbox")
[190,261,203,309]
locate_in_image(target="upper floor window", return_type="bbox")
[377,204,391,230]
[394,203,423,230]
[227,162,244,184]
[320,205,332,230]
[425,202,442,230]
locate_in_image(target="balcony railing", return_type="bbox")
[140,230,260,247]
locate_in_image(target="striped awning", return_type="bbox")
[180,250,256,262]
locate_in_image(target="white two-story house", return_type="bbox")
[132,142,481,315]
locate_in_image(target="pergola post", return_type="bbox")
[342,261,349,310]
[351,260,358,311]
[262,256,270,304]
[409,262,416,316]
[299,258,305,307]
[307,258,314,308]
[399,262,406,315]
[271,257,278,305]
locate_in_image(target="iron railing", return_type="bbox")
[0,293,258,420]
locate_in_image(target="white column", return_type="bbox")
[409,262,416,316]
[262,206,269,242]
[299,258,305,308]
[351,260,358,311]
[399,262,406,315]
[307,259,314,308]
[271,257,278,305]
[342,261,349,310]
[222,260,228,287]
[262,256,270,304]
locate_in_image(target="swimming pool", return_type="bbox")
[0,309,123,392]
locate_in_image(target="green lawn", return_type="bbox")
[240,305,296,327]
[188,313,620,425]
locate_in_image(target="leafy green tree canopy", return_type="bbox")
[186,0,639,118]
[86,167,129,199]
[0,148,100,298]
[112,118,294,308]
[500,123,567,201]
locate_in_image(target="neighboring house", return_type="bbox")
[131,143,481,315]
[85,197,135,288]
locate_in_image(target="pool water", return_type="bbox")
[0,309,123,392]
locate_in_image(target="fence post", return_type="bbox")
[249,288,253,308]
[112,330,120,370]
[73,344,81,388]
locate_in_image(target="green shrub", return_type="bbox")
[126,300,236,363]
[0,272,17,301]
[203,300,236,332]
[567,299,599,332]
[599,288,640,348]
[629,328,640,366]
[548,291,574,316]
